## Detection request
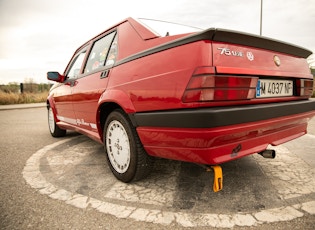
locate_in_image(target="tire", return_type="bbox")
[48,106,66,137]
[104,109,153,182]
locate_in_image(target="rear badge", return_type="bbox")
[274,55,281,66]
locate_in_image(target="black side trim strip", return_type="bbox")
[132,100,315,128]
[115,28,312,67]
[115,29,216,67]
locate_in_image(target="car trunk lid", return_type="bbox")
[210,29,312,78]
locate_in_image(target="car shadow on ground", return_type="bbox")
[39,135,286,215]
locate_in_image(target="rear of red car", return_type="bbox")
[46,18,315,185]
[122,28,315,165]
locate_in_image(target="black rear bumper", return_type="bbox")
[130,100,315,128]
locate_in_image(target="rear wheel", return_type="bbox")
[104,109,153,182]
[48,106,66,137]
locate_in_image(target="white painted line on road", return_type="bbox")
[23,137,315,228]
[300,201,315,215]
[254,206,303,223]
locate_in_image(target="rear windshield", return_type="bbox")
[137,18,202,37]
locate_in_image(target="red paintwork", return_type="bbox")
[213,43,311,78]
[136,112,313,164]
[47,17,315,166]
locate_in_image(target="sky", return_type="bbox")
[0,0,314,84]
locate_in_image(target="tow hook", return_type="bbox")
[202,165,223,192]
[258,149,276,159]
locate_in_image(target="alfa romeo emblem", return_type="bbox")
[246,51,254,61]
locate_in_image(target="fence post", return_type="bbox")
[20,83,24,94]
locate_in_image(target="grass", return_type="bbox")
[0,91,48,105]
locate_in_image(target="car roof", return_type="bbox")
[76,17,159,52]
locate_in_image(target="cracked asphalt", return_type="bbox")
[1,104,315,229]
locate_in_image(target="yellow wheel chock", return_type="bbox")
[209,165,223,192]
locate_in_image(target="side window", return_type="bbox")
[67,51,86,79]
[84,32,116,73]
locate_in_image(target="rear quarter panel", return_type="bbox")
[107,40,212,112]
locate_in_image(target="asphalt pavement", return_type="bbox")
[0,102,46,110]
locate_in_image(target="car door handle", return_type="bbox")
[101,70,110,78]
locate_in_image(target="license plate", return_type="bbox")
[256,79,293,98]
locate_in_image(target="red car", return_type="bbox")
[47,17,315,185]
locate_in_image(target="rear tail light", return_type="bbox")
[182,67,258,102]
[296,79,314,97]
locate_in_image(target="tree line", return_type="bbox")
[0,82,52,94]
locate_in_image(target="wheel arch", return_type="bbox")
[97,90,138,142]
[46,98,58,121]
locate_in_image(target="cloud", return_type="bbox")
[262,0,315,50]
[0,0,314,84]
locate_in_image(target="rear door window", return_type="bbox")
[84,32,117,74]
